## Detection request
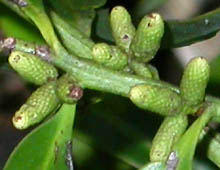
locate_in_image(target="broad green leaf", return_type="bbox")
[4,104,76,170]
[48,0,95,37]
[1,0,220,48]
[18,0,61,50]
[48,0,106,36]
[50,11,94,59]
[0,3,44,43]
[132,0,168,19]
[162,8,220,48]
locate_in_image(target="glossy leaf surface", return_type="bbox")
[162,8,220,48]
[4,104,76,170]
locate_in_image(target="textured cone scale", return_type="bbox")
[180,57,210,106]
[150,115,188,162]
[12,82,60,129]
[56,74,83,103]
[131,13,164,62]
[110,6,136,53]
[92,43,128,70]
[8,51,58,85]
[130,84,182,116]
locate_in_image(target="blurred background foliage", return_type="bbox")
[0,0,220,169]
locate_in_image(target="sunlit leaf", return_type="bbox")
[0,3,44,43]
[4,104,76,170]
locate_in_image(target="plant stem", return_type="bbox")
[53,52,179,97]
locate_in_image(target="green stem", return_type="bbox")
[53,53,178,97]
[0,37,178,96]
[2,0,220,113]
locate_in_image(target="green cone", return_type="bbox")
[110,6,136,54]
[12,82,60,129]
[180,57,210,106]
[8,51,58,85]
[131,13,164,62]
[130,84,182,116]
[150,115,188,162]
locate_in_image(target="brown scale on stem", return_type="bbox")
[69,86,83,100]
[10,0,28,7]
[0,37,16,55]
[35,46,52,62]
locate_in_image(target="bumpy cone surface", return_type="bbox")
[13,82,60,129]
[130,84,182,116]
[131,13,164,62]
[150,115,188,162]
[8,51,58,85]
[180,57,210,106]
[110,6,136,53]
[92,43,127,70]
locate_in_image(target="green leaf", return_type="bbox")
[50,11,94,59]
[20,0,61,50]
[48,0,106,36]
[162,8,220,48]
[132,0,168,19]
[48,1,95,37]
[0,3,44,43]
[4,104,76,170]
